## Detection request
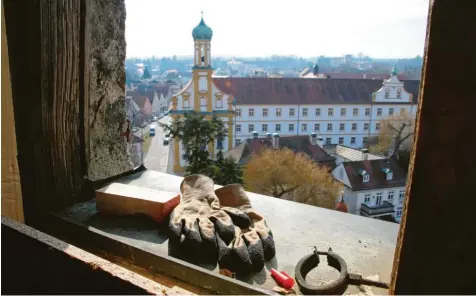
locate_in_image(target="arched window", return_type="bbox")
[216,98,223,108]
[183,98,190,108]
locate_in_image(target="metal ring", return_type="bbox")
[295,247,349,295]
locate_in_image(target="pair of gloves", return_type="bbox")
[168,174,276,274]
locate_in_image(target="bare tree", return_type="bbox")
[372,112,415,159]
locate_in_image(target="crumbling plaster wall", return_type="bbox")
[88,0,133,181]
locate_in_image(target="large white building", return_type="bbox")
[213,69,419,149]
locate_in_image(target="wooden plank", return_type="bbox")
[1,1,24,223]
[3,0,88,225]
[96,183,180,223]
[390,0,476,294]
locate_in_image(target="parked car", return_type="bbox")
[149,127,155,137]
[131,127,139,133]
[163,137,170,145]
[152,116,158,122]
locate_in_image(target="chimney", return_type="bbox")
[266,132,272,139]
[310,132,318,145]
[317,136,324,148]
[252,131,259,139]
[272,133,280,149]
[362,148,369,161]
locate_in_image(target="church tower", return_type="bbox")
[170,14,235,173]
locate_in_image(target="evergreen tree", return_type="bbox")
[161,112,243,185]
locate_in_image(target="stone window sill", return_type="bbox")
[48,170,399,294]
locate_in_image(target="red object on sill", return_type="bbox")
[270,268,295,290]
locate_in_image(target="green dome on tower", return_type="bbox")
[391,65,398,76]
[192,14,213,40]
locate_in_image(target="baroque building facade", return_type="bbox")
[170,15,235,172]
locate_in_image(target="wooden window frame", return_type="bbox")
[4,0,476,294]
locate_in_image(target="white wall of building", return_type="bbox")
[233,104,417,148]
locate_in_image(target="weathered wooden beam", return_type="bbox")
[390,0,476,294]
[4,0,135,224]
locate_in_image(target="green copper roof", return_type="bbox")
[391,65,398,76]
[192,15,213,40]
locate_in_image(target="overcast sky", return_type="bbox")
[125,0,429,59]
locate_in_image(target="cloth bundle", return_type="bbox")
[169,174,276,274]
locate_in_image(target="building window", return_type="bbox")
[316,108,321,116]
[364,194,371,204]
[389,108,394,116]
[399,189,405,204]
[276,124,281,132]
[327,123,332,131]
[339,137,344,144]
[326,137,332,144]
[328,108,334,116]
[290,108,295,116]
[236,124,241,132]
[352,123,357,131]
[365,108,370,116]
[314,123,320,131]
[351,137,356,144]
[363,137,368,145]
[339,123,345,131]
[217,138,224,150]
[235,139,241,146]
[387,172,393,180]
[216,98,223,108]
[249,124,254,132]
[388,191,394,201]
[396,209,402,217]
[236,108,241,116]
[262,124,268,132]
[376,123,381,131]
[397,88,402,99]
[377,108,382,116]
[353,108,358,116]
[303,108,308,116]
[363,174,370,182]
[341,108,346,116]
[400,108,406,116]
[263,108,268,117]
[289,124,294,131]
[183,98,190,108]
[276,108,282,116]
[200,96,206,107]
[364,123,369,131]
[301,123,307,132]
[385,88,390,99]
[249,108,254,117]
[376,192,383,205]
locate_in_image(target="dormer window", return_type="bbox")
[359,169,370,183]
[385,88,390,99]
[397,88,402,99]
[381,168,393,180]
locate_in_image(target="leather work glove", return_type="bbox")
[214,184,276,274]
[168,175,236,263]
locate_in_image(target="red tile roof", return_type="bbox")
[224,135,336,169]
[213,78,420,105]
[343,159,407,191]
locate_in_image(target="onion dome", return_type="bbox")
[192,13,213,40]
